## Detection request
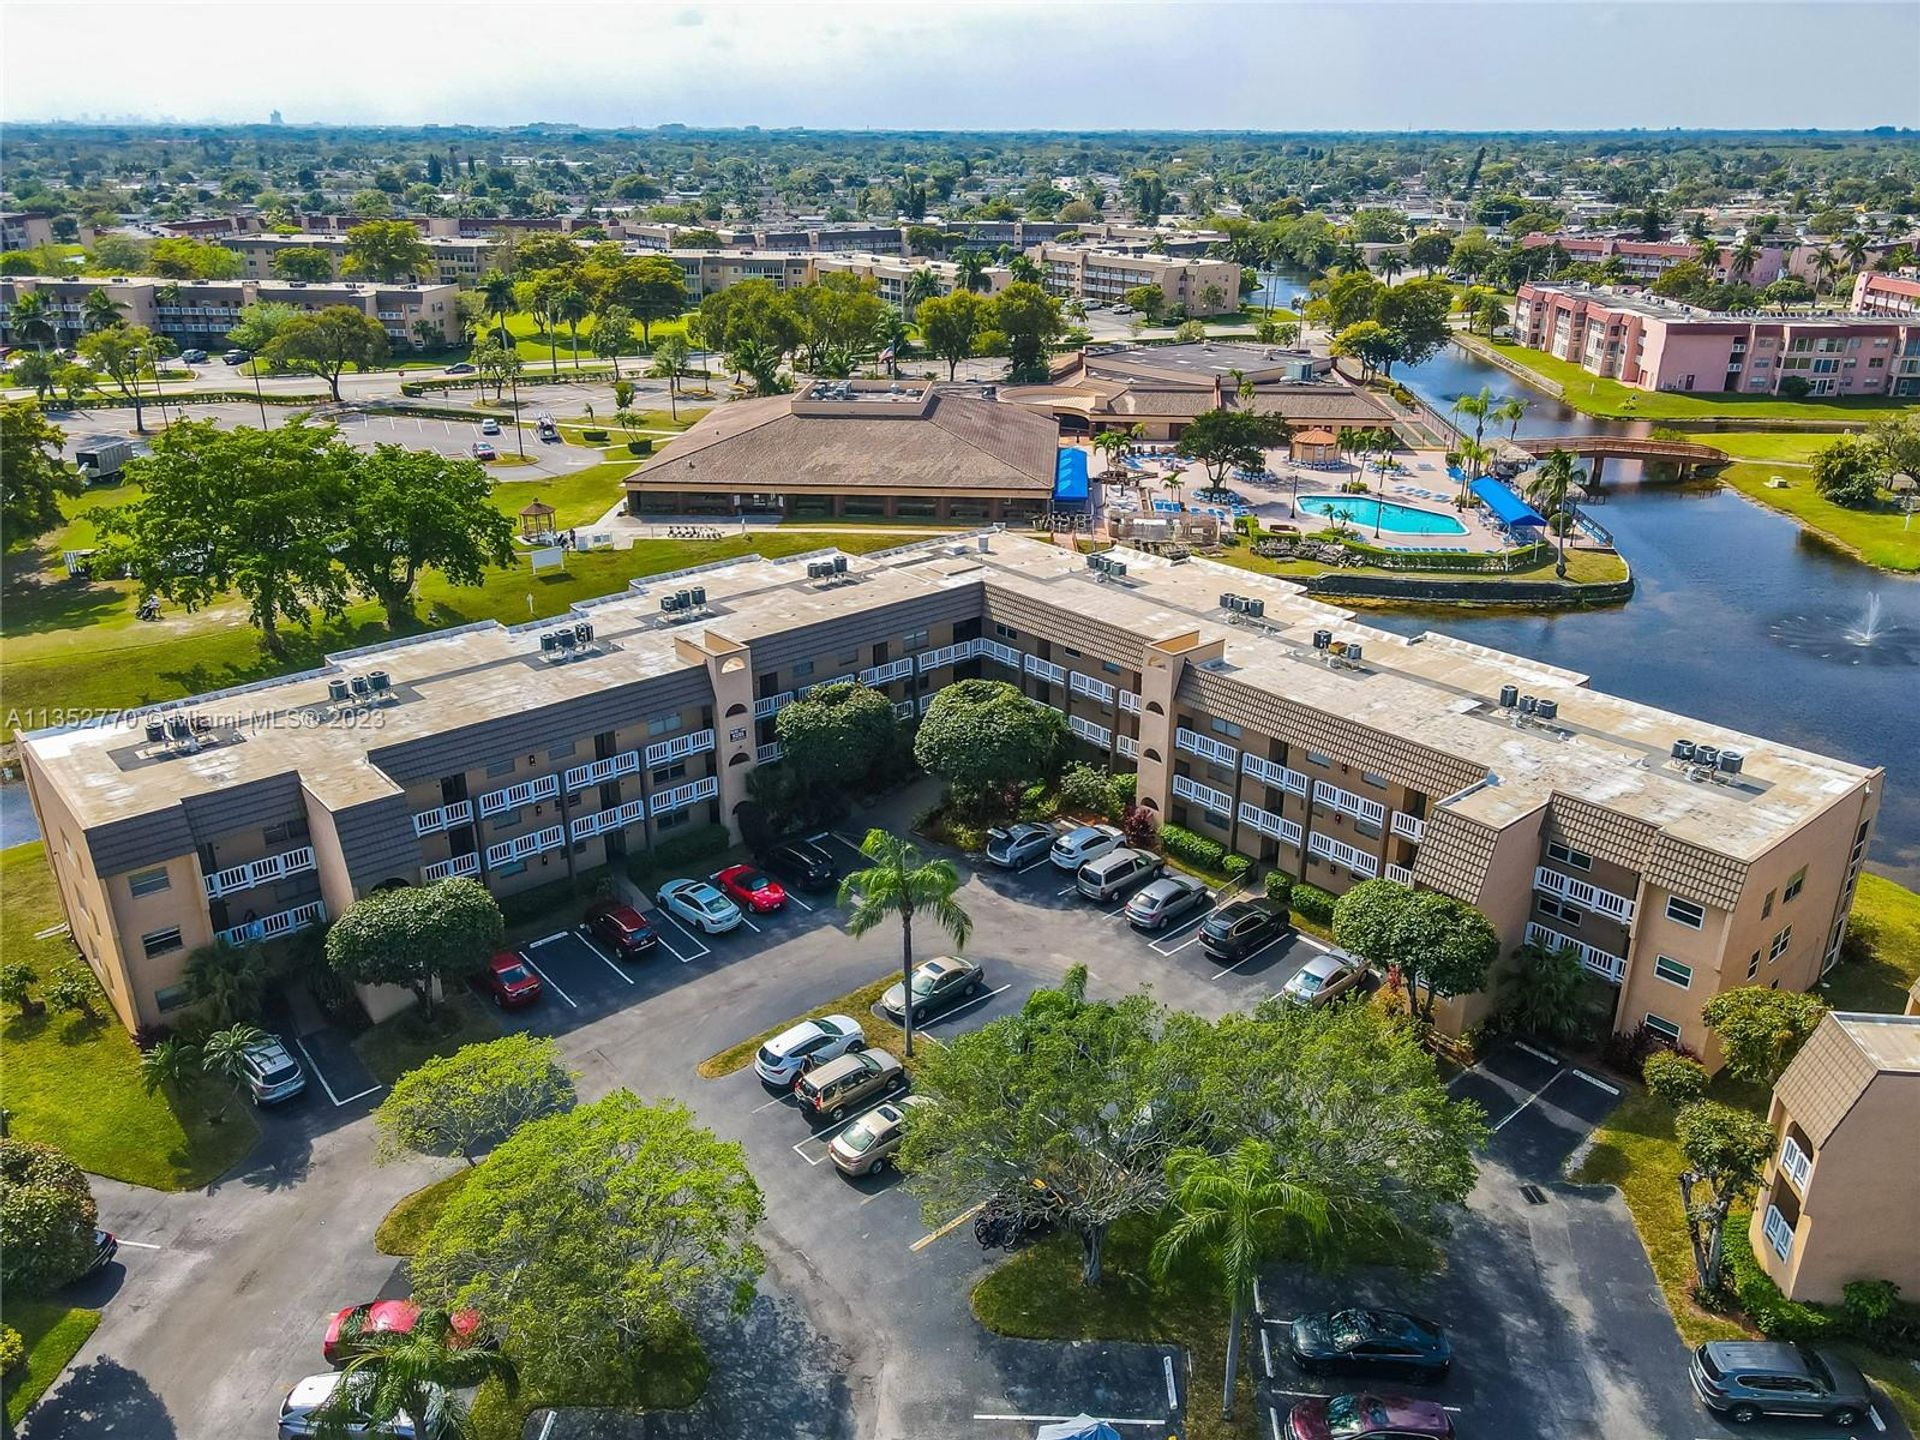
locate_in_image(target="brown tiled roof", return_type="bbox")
[1775,1013,1920,1148]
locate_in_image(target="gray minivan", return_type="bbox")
[1076,847,1165,902]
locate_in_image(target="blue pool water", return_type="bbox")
[1296,494,1467,536]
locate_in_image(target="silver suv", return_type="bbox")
[1691,1341,1873,1427]
[241,1036,307,1105]
[1077,847,1165,902]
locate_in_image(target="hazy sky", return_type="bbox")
[4,1,1917,131]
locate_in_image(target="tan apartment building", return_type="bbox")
[221,233,503,287]
[20,532,1877,1042]
[1749,1012,1920,1303]
[1,210,58,250]
[809,251,1011,308]
[1027,243,1243,317]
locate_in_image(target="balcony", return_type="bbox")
[650,775,719,814]
[1384,863,1414,886]
[219,900,326,948]
[803,673,856,696]
[1069,714,1112,749]
[412,800,473,837]
[1236,801,1302,848]
[645,728,716,766]
[1024,654,1066,686]
[1313,780,1386,827]
[1533,866,1636,924]
[1762,1205,1795,1262]
[1779,1135,1812,1193]
[754,691,794,718]
[757,740,783,764]
[1118,690,1142,715]
[1176,727,1239,767]
[860,658,915,686]
[893,699,916,720]
[977,640,1021,669]
[422,853,478,883]
[1172,773,1232,815]
[477,774,559,818]
[571,798,646,841]
[1523,922,1628,983]
[1390,811,1426,843]
[1307,831,1380,879]
[486,825,566,867]
[1242,753,1309,798]
[1116,733,1138,759]
[1069,671,1115,706]
[564,750,640,793]
[918,692,936,714]
[203,844,317,899]
[917,639,978,672]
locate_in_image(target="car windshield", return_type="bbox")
[699,893,730,913]
[1329,1310,1379,1346]
[1294,971,1325,994]
[738,872,772,891]
[838,1118,882,1153]
[496,964,533,986]
[1324,1396,1390,1437]
[912,967,945,994]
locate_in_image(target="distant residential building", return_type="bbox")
[1519,233,1790,287]
[810,251,1009,307]
[1514,282,1920,397]
[1026,243,1243,316]
[222,233,501,287]
[1750,1012,1920,1304]
[1,211,58,250]
[1850,270,1920,319]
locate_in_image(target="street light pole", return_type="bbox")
[508,364,525,459]
[250,352,267,428]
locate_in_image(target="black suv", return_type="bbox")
[1198,899,1290,961]
[762,836,837,893]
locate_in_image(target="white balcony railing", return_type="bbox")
[1242,753,1310,797]
[1384,863,1415,886]
[917,639,978,672]
[860,658,915,686]
[571,798,646,841]
[1524,922,1629,983]
[804,673,856,697]
[1176,727,1239,767]
[477,773,559,818]
[977,640,1021,669]
[1307,830,1380,878]
[565,749,640,793]
[1313,780,1386,826]
[1172,773,1232,816]
[203,845,317,899]
[219,899,326,947]
[1237,801,1302,849]
[412,800,473,837]
[422,852,479,883]
[1779,1136,1812,1192]
[918,692,936,714]
[757,740,783,764]
[486,825,566,868]
[650,775,719,814]
[754,691,794,718]
[1069,671,1115,706]
[893,699,916,720]
[1116,733,1139,760]
[1533,866,1636,924]
[1069,714,1112,749]
[1024,654,1066,686]
[645,728,716,767]
[1763,1205,1795,1262]
[1391,811,1426,843]
[1118,690,1142,715]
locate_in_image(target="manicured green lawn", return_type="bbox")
[1714,459,1920,572]
[0,843,260,1188]
[352,991,501,1085]
[1,1300,100,1427]
[374,1168,477,1256]
[1697,431,1827,464]
[695,973,906,1079]
[486,310,694,369]
[1825,873,1920,1012]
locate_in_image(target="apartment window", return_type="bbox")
[1063,646,1082,659]
[1355,817,1383,841]
[655,808,691,832]
[142,926,184,959]
[1653,956,1693,989]
[1643,1013,1683,1044]
[995,623,1018,640]
[1305,750,1333,768]
[486,758,517,778]
[836,646,860,666]
[1783,868,1806,904]
[1209,718,1243,741]
[491,808,522,833]
[1762,889,1775,919]
[129,867,171,898]
[154,983,191,1013]
[1747,950,1761,981]
[1361,771,1389,790]
[1665,897,1705,929]
[1546,841,1592,871]
[647,713,684,738]
[1769,925,1793,963]
[263,817,310,844]
[1537,895,1584,926]
[903,629,929,651]
[547,740,578,762]
[494,860,527,878]
[791,659,816,681]
[1102,661,1122,675]
[651,762,687,787]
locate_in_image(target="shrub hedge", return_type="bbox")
[1290,882,1336,925]
[627,822,732,882]
[1264,870,1296,906]
[1159,823,1227,874]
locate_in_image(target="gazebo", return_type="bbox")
[518,499,556,539]
[1291,428,1338,465]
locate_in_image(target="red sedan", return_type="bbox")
[714,863,788,914]
[323,1300,484,1366]
[476,950,542,1008]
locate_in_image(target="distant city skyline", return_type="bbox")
[4,1,1918,132]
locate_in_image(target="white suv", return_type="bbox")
[1050,823,1124,871]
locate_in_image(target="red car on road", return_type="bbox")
[714,864,788,914]
[322,1300,484,1366]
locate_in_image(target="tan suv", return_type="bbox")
[795,1049,907,1122]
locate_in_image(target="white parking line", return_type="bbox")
[528,931,571,947]
[785,891,815,913]
[1163,1353,1179,1410]
[334,1084,383,1106]
[790,1098,894,1165]
[971,1419,1162,1429]
[1265,1390,1460,1413]
[1212,932,1289,980]
[1260,1324,1273,1379]
[517,952,578,1009]
[740,915,763,934]
[662,913,713,959]
[1567,1068,1622,1095]
[1514,1039,1560,1065]
[1017,856,1054,874]
[752,1092,798,1113]
[1491,1067,1570,1132]
[571,930,636,986]
[1253,1277,1263,1315]
[1270,1407,1282,1440]
[923,982,1012,1027]
[1871,1404,1888,1433]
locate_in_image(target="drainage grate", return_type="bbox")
[1519,1184,1548,1205]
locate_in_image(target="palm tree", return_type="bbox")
[646,350,681,420]
[1841,232,1870,274]
[10,290,56,351]
[201,1022,267,1122]
[1151,1140,1331,1420]
[1377,249,1405,285]
[903,267,941,322]
[872,308,911,378]
[1730,235,1761,285]
[555,283,592,371]
[139,1037,201,1105]
[1007,255,1043,285]
[727,337,784,395]
[838,829,972,1058]
[1092,428,1129,478]
[81,287,127,333]
[1493,394,1528,443]
[1693,235,1721,271]
[954,250,989,294]
[183,939,266,1028]
[1451,386,1495,498]
[324,1306,516,1440]
[1812,247,1840,297]
[1526,448,1585,579]
[480,269,517,348]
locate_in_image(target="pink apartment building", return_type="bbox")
[1852,269,1920,319]
[1518,233,1789,286]
[1513,282,1920,397]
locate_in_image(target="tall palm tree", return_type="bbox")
[10,290,56,351]
[838,829,971,1058]
[1092,428,1129,478]
[646,349,681,420]
[1693,235,1721,271]
[201,1022,267,1122]
[1526,448,1586,579]
[555,283,592,371]
[1493,394,1528,443]
[81,287,127,333]
[324,1306,517,1440]
[903,267,941,322]
[872,308,912,378]
[954,250,988,294]
[1377,249,1405,285]
[1730,235,1761,285]
[1841,232,1870,274]
[1812,247,1840,297]
[184,939,266,1028]
[480,269,518,348]
[1151,1140,1331,1420]
[1451,386,1495,498]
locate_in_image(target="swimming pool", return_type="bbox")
[1296,494,1467,536]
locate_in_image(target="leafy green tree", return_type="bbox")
[201,1022,269,1121]
[1642,1050,1708,1109]
[1123,285,1169,325]
[413,1092,764,1393]
[343,219,433,281]
[139,1036,202,1104]
[1331,879,1499,1023]
[1330,319,1397,381]
[838,829,972,1058]
[269,246,336,282]
[914,678,1065,815]
[326,877,504,1021]
[1407,231,1455,275]
[1,402,82,541]
[262,305,390,401]
[1866,413,1920,484]
[726,336,786,394]
[374,1034,577,1167]
[149,236,244,279]
[1675,1100,1775,1295]
[183,940,268,1028]
[44,963,98,1021]
[608,254,688,347]
[0,962,41,1018]
[1760,276,1814,312]
[591,303,636,378]
[1701,986,1829,1088]
[337,445,516,627]
[10,351,58,402]
[0,1139,100,1296]
[774,681,899,820]
[554,282,593,371]
[77,323,170,434]
[915,290,984,380]
[1175,408,1292,489]
[700,279,803,361]
[1372,276,1453,372]
[226,300,298,358]
[471,337,521,401]
[991,281,1065,384]
[1497,942,1590,1042]
[322,1307,516,1440]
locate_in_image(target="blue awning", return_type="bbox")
[1053,447,1090,505]
[1471,477,1547,528]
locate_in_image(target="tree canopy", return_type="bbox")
[913,678,1065,814]
[262,305,390,400]
[1701,986,1829,1088]
[1332,879,1500,1022]
[325,876,504,1019]
[343,219,433,281]
[336,444,516,627]
[0,1138,100,1296]
[991,281,1066,384]
[374,1033,577,1166]
[0,401,82,542]
[1175,408,1292,487]
[772,681,900,820]
[915,290,984,380]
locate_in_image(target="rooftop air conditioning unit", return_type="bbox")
[1313,629,1332,651]
[1498,684,1519,708]
[1244,598,1265,619]
[1535,698,1558,722]
[1671,739,1695,763]
[1717,749,1745,776]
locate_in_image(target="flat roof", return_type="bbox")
[1834,1013,1920,1074]
[1524,282,1910,328]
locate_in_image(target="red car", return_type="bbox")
[714,863,787,914]
[1288,1394,1454,1440]
[584,900,658,959]
[476,950,542,1008]
[322,1300,484,1366]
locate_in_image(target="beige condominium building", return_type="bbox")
[20,534,1878,1042]
[1027,243,1244,317]
[1749,1012,1920,1303]
[221,233,504,287]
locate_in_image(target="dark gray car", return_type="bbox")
[1691,1341,1873,1427]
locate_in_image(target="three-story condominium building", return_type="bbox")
[20,534,1878,1048]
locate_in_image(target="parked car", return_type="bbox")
[279,1371,443,1438]
[445,362,476,375]
[754,1014,866,1087]
[714,863,787,914]
[1280,953,1369,1009]
[1691,1341,1873,1427]
[479,417,501,435]
[1124,873,1210,931]
[1287,1394,1454,1440]
[1289,1308,1451,1383]
[179,348,208,363]
[1049,823,1124,871]
[471,441,496,461]
[584,900,659,959]
[985,822,1056,868]
[323,1300,485,1366]
[1197,899,1290,962]
[1076,847,1164,902]
[223,349,248,365]
[83,1228,118,1277]
[476,950,542,1008]
[761,836,837,892]
[828,1095,934,1176]
[655,878,743,934]
[240,1035,307,1104]
[879,955,986,1024]
[796,1048,906,1123]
